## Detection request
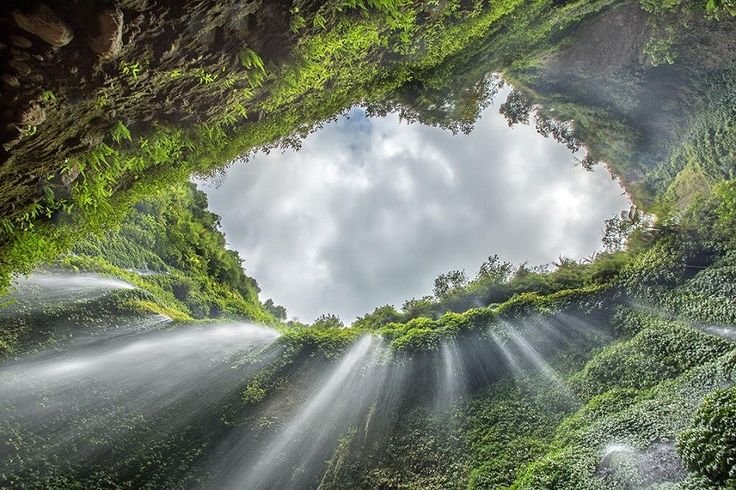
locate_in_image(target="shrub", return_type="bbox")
[678,386,736,487]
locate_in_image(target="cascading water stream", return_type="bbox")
[0,273,283,480]
[1,321,281,479]
[221,334,399,490]
[598,442,686,485]
[506,329,573,395]
[1,273,610,487]
[6,272,135,304]
[435,339,468,410]
[489,318,591,402]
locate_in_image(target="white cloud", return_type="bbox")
[200,95,630,323]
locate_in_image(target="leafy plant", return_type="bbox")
[39,90,56,103]
[290,6,307,33]
[111,120,132,144]
[169,68,184,79]
[678,386,736,487]
[120,60,142,80]
[17,125,37,139]
[238,48,266,74]
[192,67,217,85]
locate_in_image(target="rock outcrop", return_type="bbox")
[12,5,74,48]
[87,8,124,57]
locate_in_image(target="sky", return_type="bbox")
[200,92,630,323]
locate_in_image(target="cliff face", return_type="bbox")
[3,218,736,488]
[516,1,736,201]
[1,1,734,290]
[2,1,735,233]
[4,0,545,290]
[2,2,736,488]
[1,0,293,221]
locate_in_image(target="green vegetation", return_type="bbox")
[7,0,729,291]
[3,186,736,485]
[2,0,736,488]
[1,0,539,292]
[352,252,629,327]
[68,181,271,322]
[0,181,273,358]
[678,386,736,487]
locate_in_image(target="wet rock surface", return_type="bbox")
[86,7,124,57]
[527,1,736,198]
[9,34,32,49]
[12,4,74,47]
[0,0,294,227]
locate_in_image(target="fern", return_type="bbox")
[111,121,132,145]
[239,48,267,74]
[120,61,142,81]
[192,68,217,85]
[40,90,56,103]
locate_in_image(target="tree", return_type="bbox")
[353,305,403,329]
[535,112,581,152]
[475,254,514,284]
[263,298,287,321]
[365,74,503,135]
[551,256,588,288]
[578,153,598,171]
[312,313,344,329]
[602,207,642,252]
[433,270,468,299]
[401,296,436,319]
[499,89,534,126]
